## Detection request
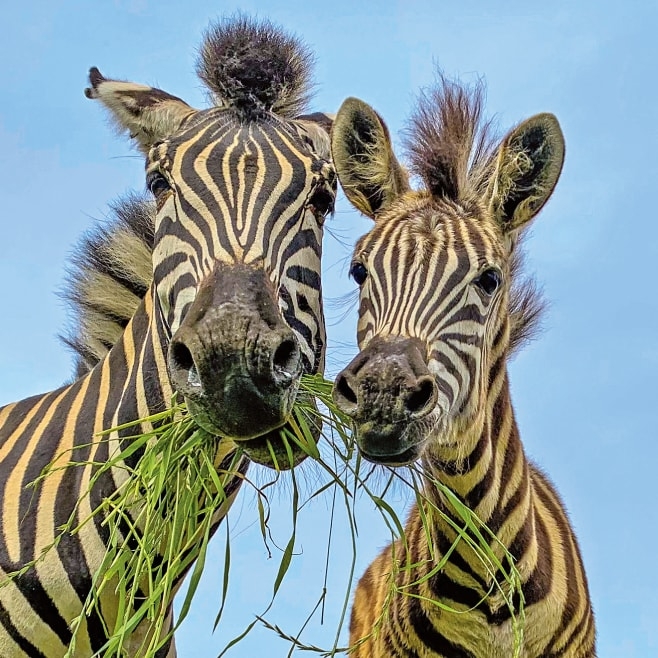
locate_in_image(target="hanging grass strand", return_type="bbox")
[3,374,527,656]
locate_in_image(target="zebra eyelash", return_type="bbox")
[349,261,368,286]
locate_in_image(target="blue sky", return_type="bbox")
[1,1,656,655]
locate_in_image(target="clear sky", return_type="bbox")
[1,1,656,656]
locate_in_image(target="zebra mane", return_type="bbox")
[404,74,544,354]
[196,15,314,119]
[61,193,154,377]
[507,239,546,356]
[403,74,497,203]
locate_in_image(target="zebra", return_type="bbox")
[0,17,336,657]
[330,77,596,657]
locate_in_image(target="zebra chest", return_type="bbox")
[414,601,524,658]
[411,583,562,658]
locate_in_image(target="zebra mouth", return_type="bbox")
[184,392,316,470]
[359,444,421,467]
[352,418,425,467]
[184,387,295,438]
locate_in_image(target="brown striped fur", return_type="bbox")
[332,77,595,657]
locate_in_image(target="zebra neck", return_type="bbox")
[85,286,175,540]
[102,285,172,432]
[423,367,531,533]
[86,286,172,485]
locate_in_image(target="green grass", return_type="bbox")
[3,374,526,657]
[252,376,526,657]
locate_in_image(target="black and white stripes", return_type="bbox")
[332,81,595,657]
[0,17,333,656]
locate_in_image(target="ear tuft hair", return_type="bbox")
[196,15,314,119]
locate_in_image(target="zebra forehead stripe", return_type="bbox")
[170,120,315,264]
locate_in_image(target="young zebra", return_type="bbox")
[0,18,336,657]
[331,79,596,657]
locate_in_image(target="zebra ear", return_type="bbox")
[85,67,196,153]
[487,113,565,233]
[331,97,409,219]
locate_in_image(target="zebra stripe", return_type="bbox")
[331,81,595,657]
[0,18,334,656]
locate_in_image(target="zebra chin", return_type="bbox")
[353,423,426,466]
[233,420,317,469]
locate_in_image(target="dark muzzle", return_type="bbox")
[167,265,303,440]
[333,336,438,463]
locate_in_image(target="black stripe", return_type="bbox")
[407,595,475,657]
[5,570,72,647]
[0,598,48,658]
[55,365,109,652]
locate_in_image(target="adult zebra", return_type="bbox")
[0,17,336,657]
[330,79,596,656]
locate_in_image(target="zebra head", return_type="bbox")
[331,79,564,465]
[86,18,334,467]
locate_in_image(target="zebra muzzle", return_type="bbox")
[333,336,438,463]
[166,265,304,440]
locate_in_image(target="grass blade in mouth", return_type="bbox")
[3,375,525,657]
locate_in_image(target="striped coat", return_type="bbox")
[0,17,335,657]
[331,78,596,657]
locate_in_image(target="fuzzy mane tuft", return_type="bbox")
[507,238,546,356]
[196,15,314,119]
[61,193,155,377]
[404,74,497,202]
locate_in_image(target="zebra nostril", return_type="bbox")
[404,377,437,418]
[271,338,301,384]
[333,373,358,415]
[170,340,194,372]
[168,340,202,392]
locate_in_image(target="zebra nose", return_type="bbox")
[333,370,437,420]
[333,336,439,423]
[167,325,302,398]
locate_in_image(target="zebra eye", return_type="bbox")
[349,261,368,286]
[308,185,335,222]
[147,171,171,198]
[474,268,501,295]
